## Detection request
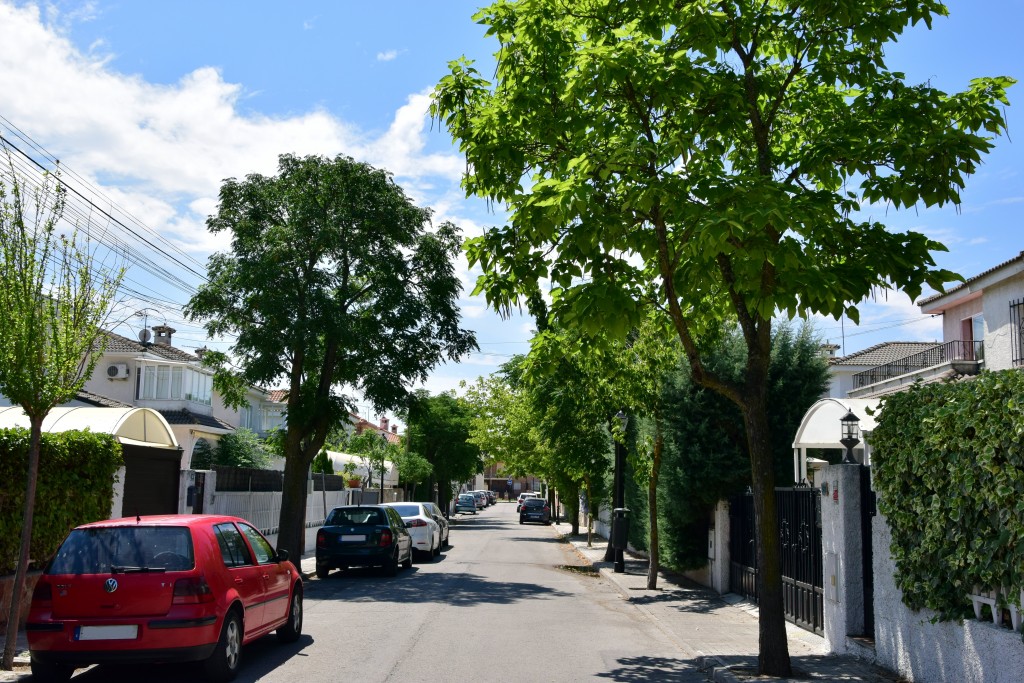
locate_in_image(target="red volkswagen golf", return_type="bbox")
[27,514,303,682]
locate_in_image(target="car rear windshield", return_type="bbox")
[48,526,194,574]
[327,508,386,525]
[523,498,546,508]
[388,504,420,517]
[458,495,474,502]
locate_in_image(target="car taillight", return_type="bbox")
[173,576,214,605]
[32,578,52,605]
[406,519,428,527]
[316,530,327,548]
[379,529,393,547]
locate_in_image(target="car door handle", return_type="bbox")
[235,578,244,584]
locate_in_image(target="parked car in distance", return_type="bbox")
[485,490,496,505]
[455,494,478,515]
[386,503,441,560]
[516,492,539,512]
[519,497,552,525]
[471,491,487,510]
[420,502,450,548]
[27,514,303,683]
[315,506,413,579]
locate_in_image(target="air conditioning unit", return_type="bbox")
[106,363,130,380]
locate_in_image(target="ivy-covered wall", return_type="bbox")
[871,370,1024,619]
[0,429,123,573]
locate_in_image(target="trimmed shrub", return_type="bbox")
[0,428,123,573]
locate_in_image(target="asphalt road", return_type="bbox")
[68,502,707,682]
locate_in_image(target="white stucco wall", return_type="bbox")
[939,297,983,344]
[873,509,1024,682]
[981,274,1024,372]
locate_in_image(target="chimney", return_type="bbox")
[391,424,398,434]
[152,325,176,347]
[194,346,208,359]
[380,416,389,432]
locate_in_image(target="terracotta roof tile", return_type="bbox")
[832,341,940,366]
[98,330,198,363]
[267,389,288,403]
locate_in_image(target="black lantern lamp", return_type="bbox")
[839,409,860,464]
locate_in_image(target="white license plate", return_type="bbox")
[340,534,366,542]
[76,625,138,641]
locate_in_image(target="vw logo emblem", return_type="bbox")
[104,578,118,593]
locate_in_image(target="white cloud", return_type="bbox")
[376,49,400,62]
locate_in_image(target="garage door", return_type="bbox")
[119,444,180,516]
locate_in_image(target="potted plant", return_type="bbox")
[341,461,360,488]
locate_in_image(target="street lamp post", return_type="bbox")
[840,410,861,464]
[604,411,628,567]
[379,432,388,504]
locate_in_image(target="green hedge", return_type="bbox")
[0,428,123,573]
[871,370,1024,619]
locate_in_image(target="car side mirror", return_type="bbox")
[275,548,290,562]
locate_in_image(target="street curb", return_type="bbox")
[697,655,744,683]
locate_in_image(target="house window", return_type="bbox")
[139,364,210,403]
[1011,299,1024,367]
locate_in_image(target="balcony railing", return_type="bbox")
[852,340,984,389]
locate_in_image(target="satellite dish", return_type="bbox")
[138,328,152,344]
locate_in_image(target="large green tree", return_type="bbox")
[0,159,122,669]
[432,1,1012,673]
[185,154,476,558]
[403,389,483,512]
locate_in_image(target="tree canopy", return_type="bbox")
[0,156,123,669]
[433,1,1012,673]
[185,153,477,557]
[403,389,482,510]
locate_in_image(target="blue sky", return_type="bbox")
[0,0,1020,425]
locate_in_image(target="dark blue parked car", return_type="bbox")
[315,506,412,579]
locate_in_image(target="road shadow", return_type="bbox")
[595,655,708,682]
[67,633,314,683]
[307,565,572,607]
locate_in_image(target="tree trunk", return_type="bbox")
[744,394,792,676]
[3,418,43,670]
[647,419,663,590]
[277,454,310,561]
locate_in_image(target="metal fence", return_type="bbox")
[729,487,824,635]
[852,340,983,389]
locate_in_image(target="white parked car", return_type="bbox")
[420,501,450,548]
[386,502,441,560]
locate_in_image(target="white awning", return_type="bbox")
[0,406,179,450]
[791,398,880,484]
[792,398,881,450]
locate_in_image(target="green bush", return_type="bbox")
[0,428,123,573]
[871,370,1024,619]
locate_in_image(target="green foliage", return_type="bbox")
[183,153,477,554]
[629,322,829,569]
[871,370,1024,619]
[190,430,271,470]
[0,429,123,573]
[392,450,432,487]
[216,428,272,469]
[189,438,216,469]
[312,450,334,475]
[404,390,482,508]
[0,156,124,419]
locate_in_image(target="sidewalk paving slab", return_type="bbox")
[553,525,907,683]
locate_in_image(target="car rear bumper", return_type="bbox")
[316,547,393,567]
[27,617,219,664]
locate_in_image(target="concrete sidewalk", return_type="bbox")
[555,527,905,683]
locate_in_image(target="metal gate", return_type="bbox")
[729,487,824,635]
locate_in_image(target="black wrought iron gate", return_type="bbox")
[729,487,824,635]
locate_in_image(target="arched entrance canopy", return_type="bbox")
[791,398,880,483]
[0,406,179,449]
